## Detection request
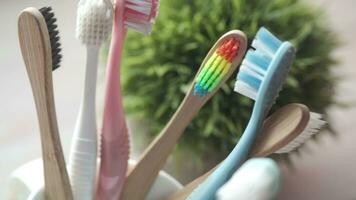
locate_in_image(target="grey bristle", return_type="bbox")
[39,6,62,71]
[276,112,326,153]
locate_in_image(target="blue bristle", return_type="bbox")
[194,84,208,96]
[255,27,282,53]
[237,71,262,92]
[235,27,286,100]
[245,50,271,72]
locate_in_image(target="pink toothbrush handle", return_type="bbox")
[96,2,129,199]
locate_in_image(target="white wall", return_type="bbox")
[278,0,356,199]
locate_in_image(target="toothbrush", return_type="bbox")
[18,7,73,200]
[186,27,296,200]
[68,0,112,199]
[250,103,326,155]
[122,30,248,200]
[216,158,281,200]
[96,0,159,199]
[167,103,325,200]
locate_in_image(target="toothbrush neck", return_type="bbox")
[249,105,267,130]
[82,45,99,105]
[108,0,127,82]
[114,0,125,28]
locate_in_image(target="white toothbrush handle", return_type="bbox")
[69,46,99,199]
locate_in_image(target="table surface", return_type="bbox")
[1,0,356,199]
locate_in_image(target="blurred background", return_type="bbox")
[1,0,356,199]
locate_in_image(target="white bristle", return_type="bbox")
[124,0,159,34]
[76,0,113,45]
[234,81,258,100]
[275,112,326,153]
[126,0,152,14]
[234,50,269,101]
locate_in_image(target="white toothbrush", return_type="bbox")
[68,0,112,199]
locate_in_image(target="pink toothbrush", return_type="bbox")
[96,0,159,199]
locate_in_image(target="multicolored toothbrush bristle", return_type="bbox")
[194,38,240,96]
[124,0,160,34]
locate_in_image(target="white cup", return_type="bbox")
[8,159,182,200]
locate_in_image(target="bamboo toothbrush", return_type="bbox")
[187,27,296,200]
[68,0,112,199]
[96,0,159,199]
[167,103,325,200]
[121,30,248,200]
[250,103,325,155]
[18,7,73,200]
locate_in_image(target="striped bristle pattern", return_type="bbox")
[124,0,160,34]
[276,112,326,154]
[234,28,282,100]
[39,7,62,70]
[194,38,240,96]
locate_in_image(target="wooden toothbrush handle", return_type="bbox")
[121,30,247,200]
[29,71,73,200]
[121,89,204,200]
[19,10,73,200]
[28,72,73,200]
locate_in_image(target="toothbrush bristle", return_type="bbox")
[39,7,62,71]
[252,27,282,58]
[194,38,240,96]
[76,0,113,45]
[275,112,326,153]
[124,0,160,34]
[234,28,283,100]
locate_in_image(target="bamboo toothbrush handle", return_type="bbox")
[25,56,73,200]
[18,10,73,200]
[32,73,73,200]
[122,88,204,200]
[123,31,247,200]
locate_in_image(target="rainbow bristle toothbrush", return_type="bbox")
[68,0,112,199]
[96,0,159,199]
[194,38,239,96]
[121,30,247,200]
[187,27,296,200]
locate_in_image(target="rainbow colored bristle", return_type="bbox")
[194,38,239,96]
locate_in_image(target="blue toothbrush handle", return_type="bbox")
[187,120,260,200]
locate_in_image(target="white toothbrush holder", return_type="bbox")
[7,159,182,200]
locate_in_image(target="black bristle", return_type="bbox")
[39,6,62,71]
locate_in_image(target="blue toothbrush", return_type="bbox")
[186,27,296,200]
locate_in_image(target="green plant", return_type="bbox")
[121,0,339,158]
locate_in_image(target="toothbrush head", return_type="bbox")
[234,27,295,112]
[39,7,62,70]
[250,103,326,157]
[123,0,160,34]
[194,38,240,96]
[76,0,113,45]
[275,111,326,153]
